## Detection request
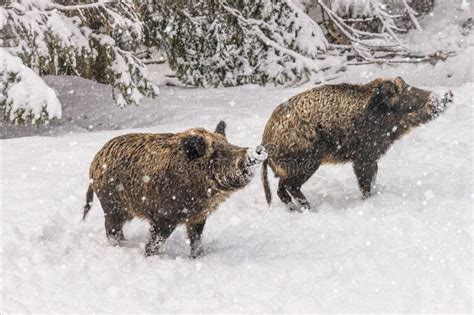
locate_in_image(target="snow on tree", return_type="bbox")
[304,0,444,64]
[147,0,341,87]
[0,0,444,125]
[0,48,61,125]
[0,0,159,125]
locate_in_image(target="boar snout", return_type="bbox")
[431,90,453,117]
[253,145,268,161]
[243,145,268,168]
[441,90,454,105]
[211,146,265,190]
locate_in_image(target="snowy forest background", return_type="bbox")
[1,0,470,127]
[1,0,473,313]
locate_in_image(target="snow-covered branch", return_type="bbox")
[1,0,158,124]
[152,0,343,87]
[314,0,435,63]
[50,0,112,11]
[218,0,333,72]
[401,0,423,31]
[0,48,61,125]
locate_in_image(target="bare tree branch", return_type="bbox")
[50,0,112,11]
[401,0,423,31]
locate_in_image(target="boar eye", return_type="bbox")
[371,81,398,111]
[394,84,401,94]
[181,135,207,160]
[209,148,222,162]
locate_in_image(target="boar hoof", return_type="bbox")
[294,198,313,212]
[362,191,372,200]
[145,244,161,257]
[107,236,122,247]
[443,90,454,103]
[144,249,159,257]
[190,239,204,258]
[300,204,314,212]
[191,248,204,259]
[287,201,303,213]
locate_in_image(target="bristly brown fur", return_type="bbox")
[83,124,255,258]
[88,129,231,223]
[262,77,448,210]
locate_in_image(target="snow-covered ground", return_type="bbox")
[2,3,474,311]
[2,70,473,312]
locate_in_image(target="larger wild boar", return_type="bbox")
[262,77,453,212]
[83,122,267,257]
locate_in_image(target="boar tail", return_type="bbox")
[262,160,272,206]
[82,184,94,221]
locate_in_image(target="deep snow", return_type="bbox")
[2,74,473,312]
[2,2,474,311]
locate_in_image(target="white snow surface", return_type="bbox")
[2,2,474,309]
[2,61,473,312]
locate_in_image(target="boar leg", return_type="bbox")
[284,175,314,212]
[278,155,320,211]
[104,212,128,246]
[277,180,301,212]
[98,193,130,246]
[353,160,378,199]
[279,177,312,212]
[145,219,177,257]
[186,219,206,258]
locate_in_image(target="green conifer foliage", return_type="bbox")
[1,0,158,124]
[148,0,328,87]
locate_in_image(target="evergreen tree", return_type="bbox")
[1,47,61,125]
[1,0,158,125]
[148,0,331,87]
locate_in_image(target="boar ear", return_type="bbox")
[215,120,226,137]
[394,76,405,85]
[181,135,207,160]
[371,80,399,111]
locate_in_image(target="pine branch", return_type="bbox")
[218,0,336,73]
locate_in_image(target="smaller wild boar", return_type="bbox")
[261,77,453,212]
[83,121,267,258]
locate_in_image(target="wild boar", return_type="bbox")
[261,77,453,212]
[82,121,267,257]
